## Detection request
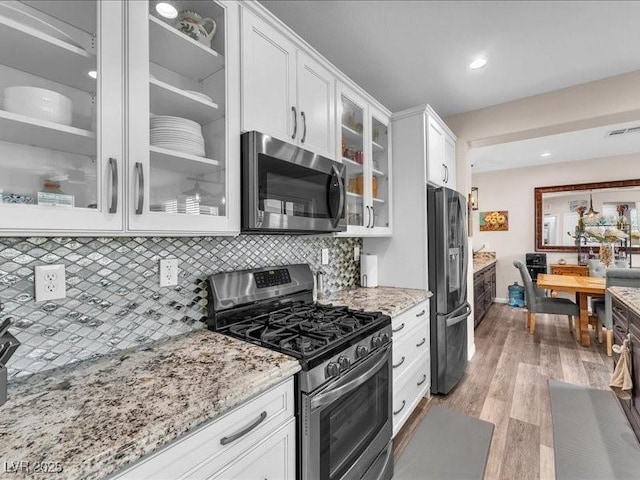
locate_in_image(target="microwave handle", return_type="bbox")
[329,165,345,227]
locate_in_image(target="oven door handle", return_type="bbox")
[328,165,345,228]
[311,345,390,411]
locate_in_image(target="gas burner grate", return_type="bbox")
[221,303,386,356]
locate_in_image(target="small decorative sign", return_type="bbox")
[479,210,509,231]
[569,199,588,212]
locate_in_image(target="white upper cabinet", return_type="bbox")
[0,0,240,236]
[127,0,240,235]
[240,8,296,144]
[443,132,456,190]
[338,83,392,237]
[426,114,456,190]
[240,7,335,160]
[296,51,335,159]
[0,1,124,234]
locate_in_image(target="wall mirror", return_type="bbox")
[535,179,640,252]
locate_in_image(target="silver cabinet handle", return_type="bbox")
[291,106,297,139]
[416,309,426,317]
[368,206,374,228]
[135,162,144,215]
[371,206,375,228]
[392,356,405,369]
[392,323,405,333]
[416,337,426,347]
[417,374,427,386]
[393,400,406,416]
[108,157,118,214]
[300,111,307,143]
[442,163,447,182]
[220,411,267,445]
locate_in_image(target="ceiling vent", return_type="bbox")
[607,125,640,137]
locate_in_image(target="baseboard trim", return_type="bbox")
[494,297,508,304]
[468,343,476,360]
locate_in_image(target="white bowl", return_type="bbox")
[4,86,72,126]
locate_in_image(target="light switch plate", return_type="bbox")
[35,264,66,302]
[159,258,179,287]
[321,248,329,265]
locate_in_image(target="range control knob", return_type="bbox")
[338,356,351,371]
[371,336,382,349]
[326,362,340,378]
[381,333,390,344]
[356,345,369,358]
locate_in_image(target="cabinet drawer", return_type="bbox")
[392,300,429,335]
[612,298,629,332]
[392,353,429,436]
[210,418,295,480]
[629,309,640,330]
[392,322,428,382]
[114,378,294,480]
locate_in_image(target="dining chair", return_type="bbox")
[513,261,579,335]
[593,268,640,356]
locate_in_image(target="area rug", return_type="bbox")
[394,405,494,480]
[549,379,640,479]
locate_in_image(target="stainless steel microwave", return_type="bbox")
[241,131,347,233]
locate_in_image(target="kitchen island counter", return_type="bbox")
[0,330,300,480]
[322,286,431,317]
[609,286,640,316]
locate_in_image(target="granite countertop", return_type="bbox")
[473,252,497,274]
[322,286,431,317]
[0,330,301,480]
[609,286,640,316]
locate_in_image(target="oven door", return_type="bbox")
[302,345,392,480]
[242,131,346,233]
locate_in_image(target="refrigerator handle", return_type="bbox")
[445,302,471,327]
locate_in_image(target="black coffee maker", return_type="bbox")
[525,253,547,286]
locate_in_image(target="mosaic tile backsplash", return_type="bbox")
[0,235,362,378]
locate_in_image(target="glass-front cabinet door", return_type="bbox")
[336,83,392,237]
[370,108,391,235]
[127,0,239,234]
[338,84,369,235]
[0,1,124,234]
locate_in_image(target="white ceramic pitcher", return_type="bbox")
[175,10,216,47]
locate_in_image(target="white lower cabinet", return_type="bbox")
[391,300,430,436]
[112,378,295,480]
[211,418,295,480]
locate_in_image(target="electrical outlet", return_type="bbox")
[321,248,329,265]
[35,264,66,302]
[354,246,360,261]
[159,258,179,287]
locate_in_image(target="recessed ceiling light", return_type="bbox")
[88,70,97,79]
[156,2,178,19]
[469,57,487,70]
[541,152,551,157]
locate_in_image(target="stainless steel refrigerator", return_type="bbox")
[427,185,471,395]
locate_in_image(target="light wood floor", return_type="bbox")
[431,303,613,480]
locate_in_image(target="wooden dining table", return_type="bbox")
[536,273,606,346]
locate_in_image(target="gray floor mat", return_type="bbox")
[549,379,640,480]
[394,405,494,480]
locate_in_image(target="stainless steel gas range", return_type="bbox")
[207,264,393,480]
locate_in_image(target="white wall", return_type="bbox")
[471,153,640,300]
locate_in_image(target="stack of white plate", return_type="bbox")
[150,115,205,156]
